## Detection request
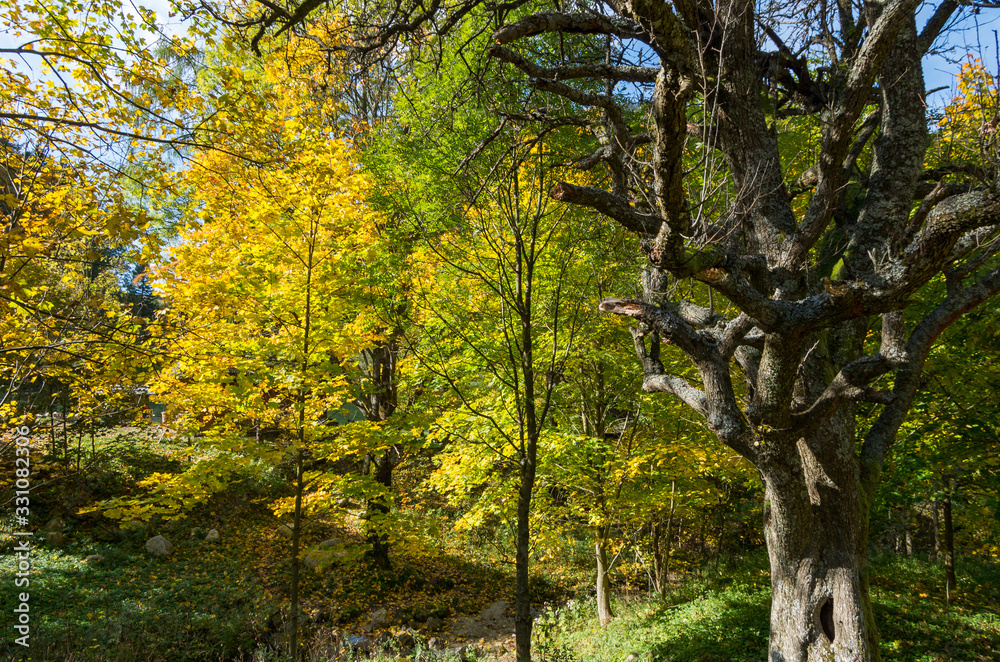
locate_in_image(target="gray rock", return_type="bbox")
[369,607,391,629]
[624,653,641,662]
[44,517,65,532]
[427,637,441,650]
[204,529,220,542]
[426,616,444,632]
[319,538,342,549]
[145,535,173,556]
[303,552,326,571]
[480,599,508,620]
[304,548,344,571]
[45,531,64,547]
[276,524,294,539]
[84,554,103,564]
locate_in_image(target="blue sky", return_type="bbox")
[921,4,1000,111]
[2,2,997,123]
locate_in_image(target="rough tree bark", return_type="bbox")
[242,0,1000,658]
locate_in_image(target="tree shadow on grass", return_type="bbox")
[645,594,770,662]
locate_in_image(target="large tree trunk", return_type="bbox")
[762,412,879,662]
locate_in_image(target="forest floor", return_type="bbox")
[0,426,998,661]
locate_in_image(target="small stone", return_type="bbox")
[304,552,326,571]
[204,529,220,542]
[625,653,641,662]
[84,554,103,564]
[319,537,342,549]
[369,607,391,629]
[277,524,294,539]
[426,616,444,632]
[427,637,440,650]
[145,535,173,556]
[44,517,65,532]
[45,531,64,547]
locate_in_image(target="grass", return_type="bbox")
[534,554,771,662]
[0,518,276,661]
[533,552,1000,662]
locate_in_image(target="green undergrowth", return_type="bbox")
[532,552,1000,662]
[0,518,277,661]
[2,428,997,662]
[871,554,1000,662]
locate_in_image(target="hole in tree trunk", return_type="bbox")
[819,597,835,642]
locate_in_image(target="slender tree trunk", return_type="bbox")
[288,450,305,658]
[362,341,398,569]
[61,391,68,459]
[515,434,537,662]
[288,226,314,659]
[595,528,614,626]
[366,451,393,569]
[48,394,55,454]
[762,415,880,662]
[698,517,707,575]
[664,481,676,582]
[943,475,956,595]
[931,496,940,562]
[650,520,665,595]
